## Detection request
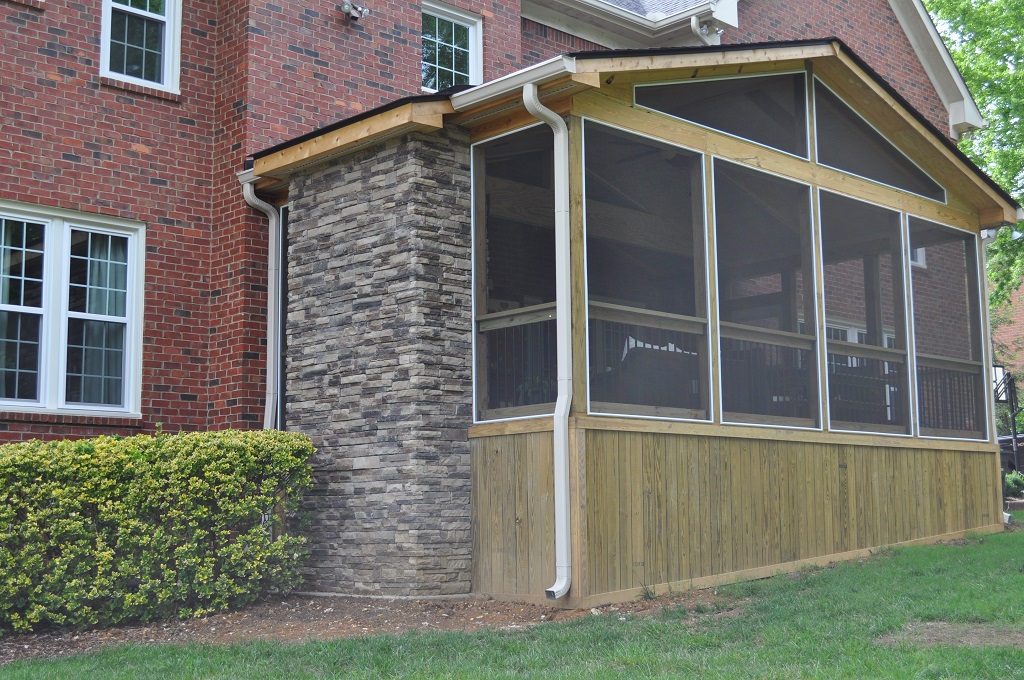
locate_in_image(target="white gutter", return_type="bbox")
[451,55,577,112]
[238,168,281,430]
[522,83,573,600]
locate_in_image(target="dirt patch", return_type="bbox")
[0,588,734,666]
[876,621,1024,649]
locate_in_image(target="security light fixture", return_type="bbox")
[340,1,369,20]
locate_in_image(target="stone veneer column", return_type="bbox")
[286,127,473,595]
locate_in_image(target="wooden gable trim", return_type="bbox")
[811,48,1018,227]
[253,100,454,180]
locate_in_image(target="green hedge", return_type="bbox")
[0,429,313,634]
[1006,470,1024,499]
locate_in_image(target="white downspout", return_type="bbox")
[689,16,715,46]
[238,168,281,430]
[522,83,573,600]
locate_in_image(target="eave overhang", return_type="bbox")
[887,0,985,140]
[520,0,738,49]
[251,39,1018,226]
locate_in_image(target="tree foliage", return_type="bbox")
[924,0,1024,306]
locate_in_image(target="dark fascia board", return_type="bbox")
[250,38,1018,211]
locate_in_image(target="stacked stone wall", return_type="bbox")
[286,128,473,595]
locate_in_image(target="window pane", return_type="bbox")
[422,39,436,65]
[820,192,908,432]
[636,73,808,157]
[65,319,125,406]
[475,125,556,418]
[125,46,145,78]
[815,81,945,202]
[454,23,468,47]
[436,68,454,90]
[0,311,40,401]
[422,12,472,89]
[714,160,817,424]
[109,10,165,84]
[910,217,985,437]
[111,10,127,39]
[422,64,438,91]
[0,218,45,308]
[584,121,708,417]
[438,44,454,71]
[422,13,437,40]
[454,47,468,76]
[68,231,129,318]
[126,15,145,49]
[438,17,454,43]
[116,0,165,15]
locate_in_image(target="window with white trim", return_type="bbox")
[101,0,182,93]
[421,0,482,91]
[0,202,144,415]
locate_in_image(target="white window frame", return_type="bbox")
[0,200,145,418]
[100,0,182,94]
[421,0,483,92]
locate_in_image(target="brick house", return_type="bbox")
[2,0,1020,605]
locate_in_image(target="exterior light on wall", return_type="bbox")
[340,1,370,20]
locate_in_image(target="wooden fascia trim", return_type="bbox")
[569,43,836,75]
[253,100,455,179]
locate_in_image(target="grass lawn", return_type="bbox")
[7,522,1024,678]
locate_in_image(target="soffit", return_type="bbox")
[521,0,738,48]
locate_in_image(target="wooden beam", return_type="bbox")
[980,206,1019,228]
[487,176,693,255]
[253,100,454,179]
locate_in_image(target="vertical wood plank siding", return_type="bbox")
[471,433,555,596]
[472,429,1000,601]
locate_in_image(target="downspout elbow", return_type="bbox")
[238,168,281,430]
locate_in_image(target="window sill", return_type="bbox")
[100,76,181,102]
[0,409,144,428]
[3,0,45,10]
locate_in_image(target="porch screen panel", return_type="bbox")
[909,217,986,438]
[815,81,945,202]
[636,73,808,158]
[820,192,909,433]
[714,160,817,426]
[584,121,709,419]
[475,125,557,419]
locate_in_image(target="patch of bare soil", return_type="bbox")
[0,588,735,666]
[876,621,1024,649]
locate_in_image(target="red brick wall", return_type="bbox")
[993,287,1024,374]
[0,0,960,441]
[0,0,218,440]
[724,0,950,136]
[242,0,524,152]
[521,18,606,65]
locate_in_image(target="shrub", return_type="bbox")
[1006,470,1024,499]
[0,429,313,635]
